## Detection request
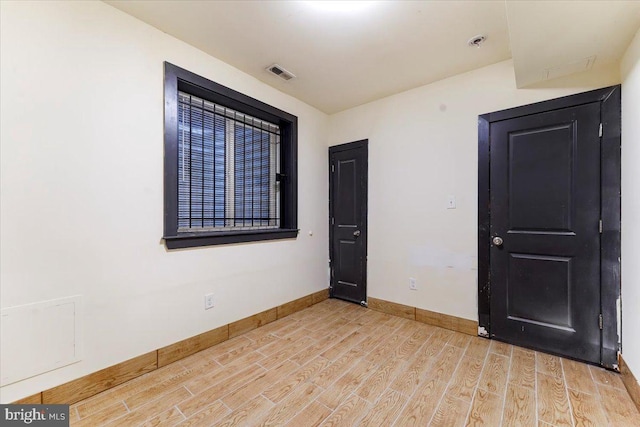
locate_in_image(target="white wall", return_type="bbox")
[328,59,620,321]
[621,28,640,381]
[0,1,329,402]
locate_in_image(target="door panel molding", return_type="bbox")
[478,85,621,368]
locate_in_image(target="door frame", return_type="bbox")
[477,86,621,368]
[329,139,368,304]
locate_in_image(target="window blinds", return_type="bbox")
[177,91,280,232]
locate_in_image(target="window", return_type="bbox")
[177,92,280,231]
[164,63,298,248]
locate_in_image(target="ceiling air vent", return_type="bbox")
[266,64,296,81]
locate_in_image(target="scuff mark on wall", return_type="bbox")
[408,244,476,270]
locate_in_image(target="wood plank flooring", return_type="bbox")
[69,298,640,426]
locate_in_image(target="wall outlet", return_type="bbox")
[409,277,417,290]
[204,293,214,310]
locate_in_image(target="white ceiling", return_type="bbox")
[105,1,640,114]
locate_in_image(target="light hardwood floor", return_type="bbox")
[69,298,639,426]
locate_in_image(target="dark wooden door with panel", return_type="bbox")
[478,87,621,367]
[329,140,368,305]
[491,103,601,363]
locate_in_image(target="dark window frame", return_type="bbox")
[163,62,298,249]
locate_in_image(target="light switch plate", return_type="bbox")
[204,293,214,310]
[447,195,456,209]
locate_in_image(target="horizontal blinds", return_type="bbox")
[178,92,280,232]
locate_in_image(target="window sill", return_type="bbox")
[163,228,299,249]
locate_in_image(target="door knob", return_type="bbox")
[353,230,361,237]
[492,236,503,246]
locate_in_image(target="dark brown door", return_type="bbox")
[490,103,602,363]
[329,140,368,305]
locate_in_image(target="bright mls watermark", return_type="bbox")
[0,405,68,426]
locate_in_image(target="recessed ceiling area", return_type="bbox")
[506,0,640,88]
[105,1,640,114]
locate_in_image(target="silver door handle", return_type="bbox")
[353,230,361,237]
[492,236,503,246]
